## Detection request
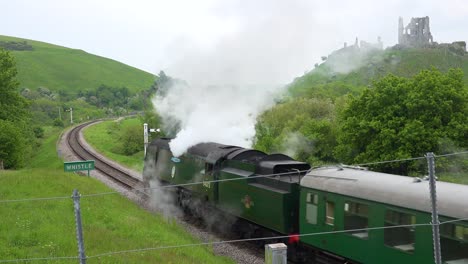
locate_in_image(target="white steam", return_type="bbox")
[280,132,314,158]
[153,83,283,157]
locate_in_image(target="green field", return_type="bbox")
[0,35,154,94]
[83,118,145,172]
[0,127,233,263]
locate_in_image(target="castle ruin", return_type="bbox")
[398,16,433,47]
[396,16,466,54]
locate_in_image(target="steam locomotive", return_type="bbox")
[143,138,468,264]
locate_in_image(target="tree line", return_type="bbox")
[255,68,468,175]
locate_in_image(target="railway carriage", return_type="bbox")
[300,166,468,264]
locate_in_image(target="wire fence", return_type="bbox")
[0,151,467,263]
[1,217,468,263]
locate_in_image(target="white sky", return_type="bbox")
[2,0,467,85]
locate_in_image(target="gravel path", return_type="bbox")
[57,123,264,264]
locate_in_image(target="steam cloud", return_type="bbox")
[153,82,283,157]
[280,132,314,158]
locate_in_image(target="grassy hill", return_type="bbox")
[0,35,154,94]
[288,46,468,98]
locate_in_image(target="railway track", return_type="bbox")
[65,121,338,263]
[66,121,143,192]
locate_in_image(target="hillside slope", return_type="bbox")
[288,46,468,98]
[0,35,154,93]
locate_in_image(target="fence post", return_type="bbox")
[72,189,86,264]
[426,152,442,264]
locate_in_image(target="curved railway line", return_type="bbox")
[64,121,281,263]
[66,121,143,192]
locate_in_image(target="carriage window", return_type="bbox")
[441,223,468,241]
[205,163,213,175]
[344,201,369,239]
[326,201,335,226]
[306,193,318,224]
[384,210,416,253]
[440,223,468,262]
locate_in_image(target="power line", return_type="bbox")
[352,150,468,167]
[85,221,442,259]
[0,150,466,203]
[0,256,77,263]
[0,195,70,204]
[436,151,468,158]
[2,217,468,262]
[353,156,426,166]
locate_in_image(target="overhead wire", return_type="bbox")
[2,217,468,262]
[0,150,466,203]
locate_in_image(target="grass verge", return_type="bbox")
[0,127,233,263]
[83,118,145,172]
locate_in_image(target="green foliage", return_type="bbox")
[288,47,468,98]
[53,118,64,127]
[0,120,26,168]
[120,125,142,155]
[0,49,29,122]
[0,40,33,51]
[0,49,33,169]
[335,68,468,174]
[254,98,337,164]
[32,126,44,138]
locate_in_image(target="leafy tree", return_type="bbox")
[0,120,26,168]
[254,98,337,164]
[53,118,64,127]
[0,49,29,122]
[0,49,33,169]
[120,125,142,155]
[335,68,468,174]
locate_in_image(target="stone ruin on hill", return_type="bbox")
[398,16,433,46]
[396,16,466,55]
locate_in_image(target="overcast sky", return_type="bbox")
[2,0,467,85]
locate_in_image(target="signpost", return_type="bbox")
[64,160,95,176]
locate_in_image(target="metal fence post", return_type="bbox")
[72,189,86,264]
[265,243,287,264]
[426,152,442,264]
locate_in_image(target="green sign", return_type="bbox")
[64,160,95,176]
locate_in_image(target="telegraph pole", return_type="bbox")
[66,108,73,124]
[426,152,442,264]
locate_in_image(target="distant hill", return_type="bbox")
[0,35,154,94]
[288,46,468,98]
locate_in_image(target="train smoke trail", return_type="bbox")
[153,82,282,157]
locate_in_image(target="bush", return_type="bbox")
[120,125,142,155]
[0,120,26,169]
[33,126,44,138]
[53,118,64,127]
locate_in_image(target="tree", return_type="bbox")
[0,49,33,169]
[254,98,338,164]
[120,125,142,155]
[335,69,468,174]
[0,49,29,122]
[0,120,26,168]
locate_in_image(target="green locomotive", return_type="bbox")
[143,138,468,263]
[143,138,310,235]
